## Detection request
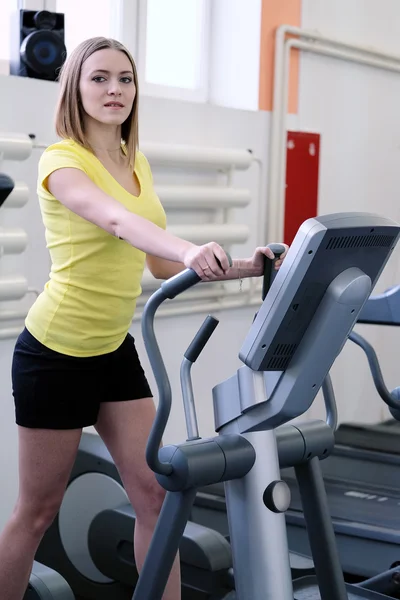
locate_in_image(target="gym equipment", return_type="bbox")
[131,212,400,599]
[284,283,400,581]
[335,419,400,452]
[357,284,400,326]
[35,420,314,599]
[24,561,74,599]
[192,283,400,583]
[0,173,15,207]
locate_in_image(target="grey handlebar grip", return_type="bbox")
[262,243,286,300]
[161,269,200,299]
[184,316,219,363]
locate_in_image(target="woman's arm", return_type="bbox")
[146,256,185,280]
[47,167,230,279]
[146,255,255,281]
[146,246,288,281]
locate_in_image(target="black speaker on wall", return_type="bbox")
[10,10,66,81]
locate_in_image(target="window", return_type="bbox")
[0,0,18,61]
[56,0,122,56]
[137,0,210,102]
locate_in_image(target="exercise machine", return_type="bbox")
[35,212,400,598]
[326,282,400,450]
[24,562,75,599]
[286,284,400,581]
[192,284,400,584]
[35,378,314,600]
[131,212,400,599]
[358,284,400,325]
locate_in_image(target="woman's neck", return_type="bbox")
[85,119,123,161]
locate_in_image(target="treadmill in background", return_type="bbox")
[325,282,400,459]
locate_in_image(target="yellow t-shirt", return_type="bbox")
[25,139,166,357]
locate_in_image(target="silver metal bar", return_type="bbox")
[180,358,200,440]
[322,373,338,431]
[222,369,293,600]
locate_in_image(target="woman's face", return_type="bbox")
[79,48,136,127]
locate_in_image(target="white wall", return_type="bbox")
[209,0,262,111]
[301,0,400,55]
[0,61,8,76]
[0,73,270,527]
[299,0,400,424]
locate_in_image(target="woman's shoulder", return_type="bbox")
[135,149,153,177]
[43,138,72,152]
[39,139,95,173]
[37,139,93,191]
[42,138,88,158]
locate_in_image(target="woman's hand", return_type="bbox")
[249,244,289,277]
[183,242,231,280]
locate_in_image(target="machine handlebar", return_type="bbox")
[184,315,219,364]
[262,243,287,300]
[142,243,292,475]
[349,331,400,417]
[142,252,230,475]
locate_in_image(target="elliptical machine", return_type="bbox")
[192,286,400,583]
[132,212,400,600]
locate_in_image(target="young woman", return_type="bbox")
[0,37,287,600]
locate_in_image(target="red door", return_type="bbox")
[284,131,320,246]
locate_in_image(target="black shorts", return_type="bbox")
[12,327,153,429]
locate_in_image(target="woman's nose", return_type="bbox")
[107,80,122,96]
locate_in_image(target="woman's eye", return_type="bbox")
[92,76,132,83]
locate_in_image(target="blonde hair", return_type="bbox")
[55,37,139,167]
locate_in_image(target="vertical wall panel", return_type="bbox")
[259,0,302,112]
[284,131,320,245]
